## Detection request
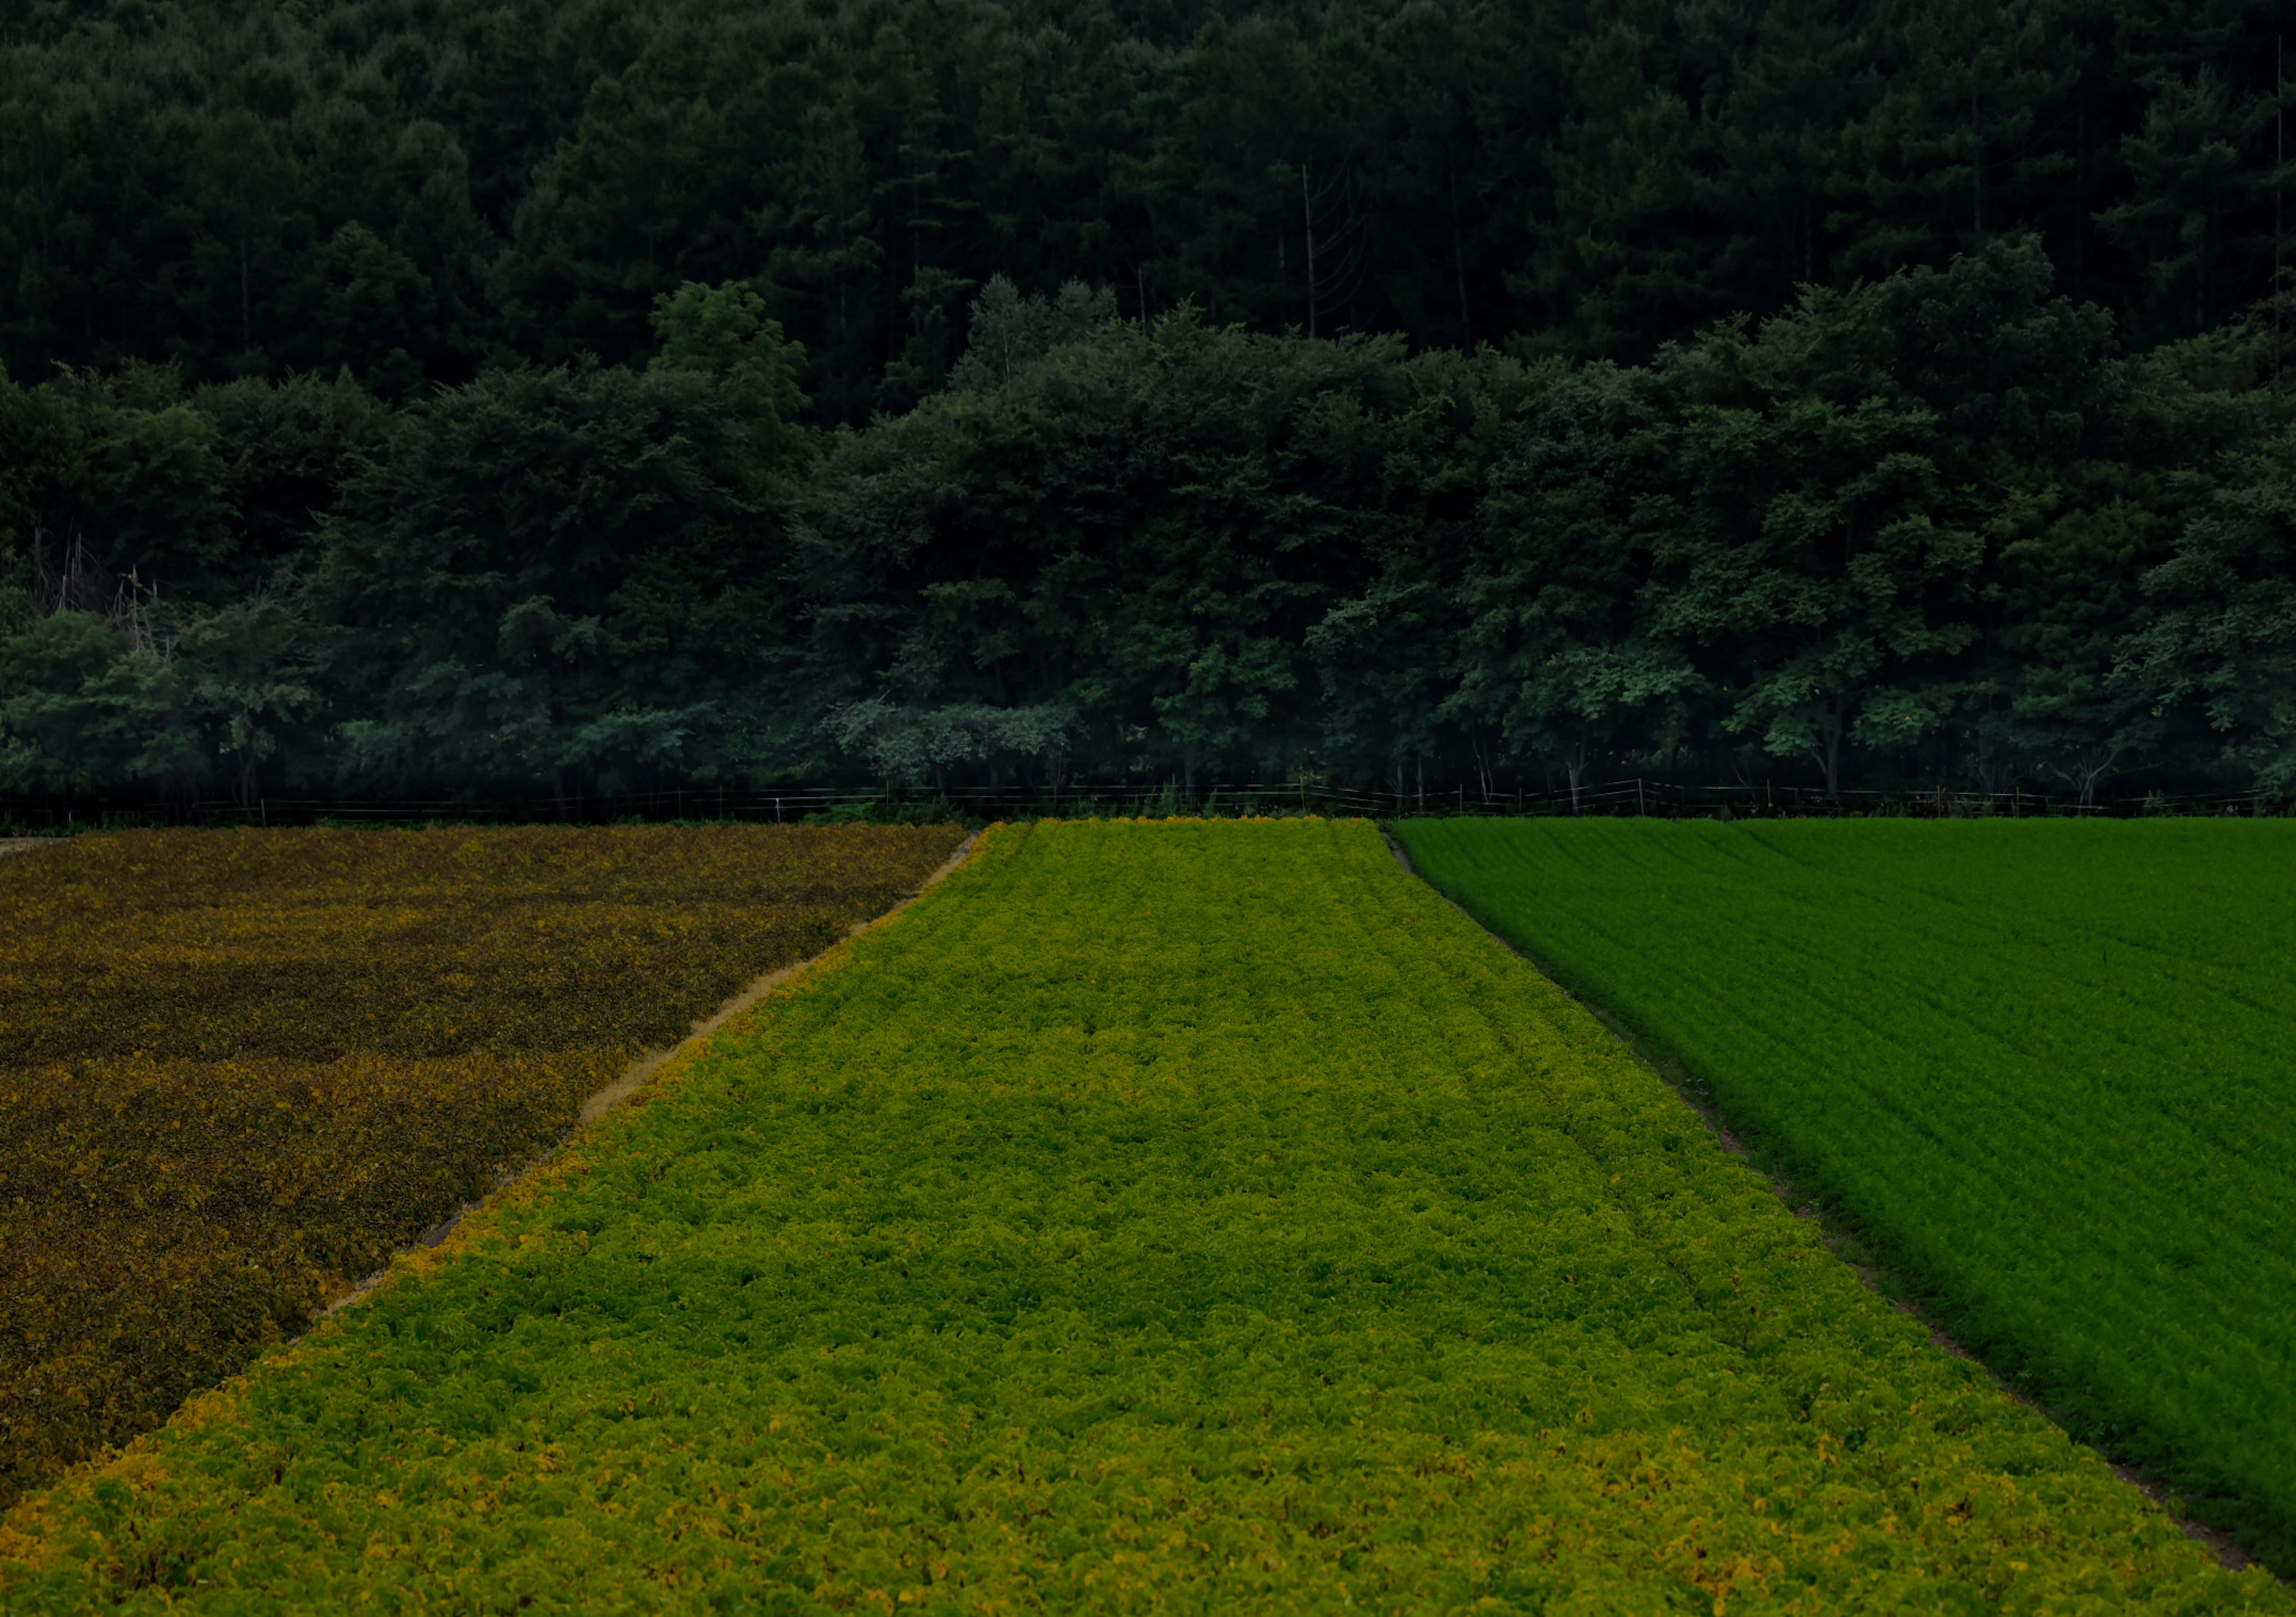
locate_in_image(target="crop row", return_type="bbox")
[1393,815,2296,1566]
[1,819,2276,1612]
[0,823,965,1511]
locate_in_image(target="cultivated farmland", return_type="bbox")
[1392,816,2296,1568]
[1,819,2277,1612]
[0,823,965,1512]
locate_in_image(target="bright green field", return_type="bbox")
[1392,816,2296,1568]
[2,819,2279,1613]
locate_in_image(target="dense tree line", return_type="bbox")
[9,0,2296,801]
[8,248,2296,803]
[7,0,2296,414]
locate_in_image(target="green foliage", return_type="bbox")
[1,364,235,606]
[319,361,790,793]
[2121,437,2296,790]
[0,363,381,800]
[821,697,1079,788]
[0,819,2283,1610]
[171,596,319,807]
[0,593,199,794]
[793,315,1472,788]
[1394,815,2296,1567]
[6,0,2296,409]
[191,370,391,584]
[2,244,2295,801]
[792,242,2286,795]
[647,281,812,486]
[944,275,1123,392]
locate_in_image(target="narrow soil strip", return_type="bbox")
[324,828,982,1312]
[0,840,50,858]
[1381,826,2264,1577]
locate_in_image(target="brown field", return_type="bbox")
[0,822,964,1509]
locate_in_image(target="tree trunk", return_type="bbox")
[1971,92,1983,236]
[1277,231,1288,330]
[1445,116,1471,346]
[1814,689,1857,797]
[240,220,251,354]
[1818,718,1844,797]
[2074,97,2087,299]
[1453,222,1470,346]
[1302,163,1319,340]
[2197,208,2209,330]
[2075,746,2120,810]
[28,517,54,614]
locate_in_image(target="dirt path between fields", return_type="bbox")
[0,840,49,858]
[320,829,983,1316]
[1382,831,2266,1579]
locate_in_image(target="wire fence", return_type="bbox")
[1399,777,2291,820]
[3,775,2285,833]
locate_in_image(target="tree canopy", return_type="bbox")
[7,0,2296,804]
[8,0,2296,408]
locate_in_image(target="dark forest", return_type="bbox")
[7,0,2296,803]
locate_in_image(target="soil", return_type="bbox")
[1381,828,2268,1578]
[0,840,50,858]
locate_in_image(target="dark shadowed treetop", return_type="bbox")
[7,1,2296,805]
[6,0,2296,414]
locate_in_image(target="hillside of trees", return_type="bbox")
[6,0,2296,804]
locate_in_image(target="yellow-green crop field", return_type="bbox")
[1,818,2279,1613]
[0,824,966,1513]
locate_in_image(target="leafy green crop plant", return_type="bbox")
[1394,816,2296,1571]
[4,820,2280,1613]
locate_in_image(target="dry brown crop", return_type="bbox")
[0,822,964,1509]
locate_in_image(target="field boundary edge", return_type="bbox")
[1380,825,2272,1582]
[0,826,993,1565]
[319,826,985,1318]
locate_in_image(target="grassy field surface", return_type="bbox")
[1391,816,2296,1567]
[2,818,2277,1613]
[0,823,964,1511]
